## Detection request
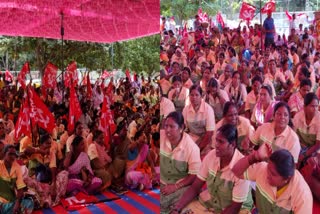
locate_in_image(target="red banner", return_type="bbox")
[99,96,116,147]
[43,62,58,89]
[101,70,111,79]
[5,70,13,82]
[198,8,208,23]
[261,1,275,14]
[28,87,56,133]
[14,99,31,140]
[68,86,82,132]
[17,62,30,88]
[64,61,78,87]
[216,12,225,29]
[239,2,256,21]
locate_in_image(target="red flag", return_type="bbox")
[28,87,56,133]
[86,73,92,98]
[99,96,116,147]
[61,192,98,211]
[64,61,78,87]
[198,8,208,23]
[216,12,225,29]
[101,70,111,79]
[182,23,188,38]
[239,2,256,21]
[5,70,13,82]
[125,69,131,82]
[14,99,31,140]
[261,1,276,14]
[105,81,114,104]
[68,86,82,133]
[285,11,305,21]
[285,10,292,21]
[17,62,30,89]
[43,62,58,89]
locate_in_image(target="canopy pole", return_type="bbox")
[61,12,65,102]
[260,0,263,50]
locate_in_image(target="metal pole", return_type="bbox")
[111,43,114,69]
[260,0,263,50]
[61,12,65,102]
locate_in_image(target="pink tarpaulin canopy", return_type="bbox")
[0,0,159,43]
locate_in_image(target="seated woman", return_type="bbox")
[0,145,34,214]
[88,130,113,191]
[216,102,254,154]
[171,124,253,214]
[64,136,102,195]
[204,77,229,122]
[250,102,301,163]
[224,71,247,114]
[160,111,201,213]
[288,78,312,117]
[251,85,277,128]
[125,130,154,190]
[23,134,68,207]
[300,150,320,214]
[182,84,215,157]
[293,92,320,168]
[168,75,189,112]
[232,145,313,213]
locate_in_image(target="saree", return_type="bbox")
[67,152,102,195]
[125,144,152,189]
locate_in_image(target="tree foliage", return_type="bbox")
[0,34,159,77]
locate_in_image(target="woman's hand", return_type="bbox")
[256,143,273,161]
[161,184,177,195]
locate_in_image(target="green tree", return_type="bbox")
[0,34,159,77]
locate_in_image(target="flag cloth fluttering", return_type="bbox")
[68,85,83,132]
[239,2,256,22]
[99,95,116,147]
[64,61,78,88]
[15,87,56,139]
[43,62,58,89]
[5,70,13,82]
[261,1,276,14]
[17,62,30,89]
[14,98,31,139]
[216,12,225,32]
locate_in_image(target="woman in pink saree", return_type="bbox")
[125,130,154,190]
[64,135,102,195]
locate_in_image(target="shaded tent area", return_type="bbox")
[32,189,160,214]
[0,0,159,43]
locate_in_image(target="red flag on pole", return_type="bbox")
[285,10,293,21]
[125,69,131,82]
[99,96,116,147]
[14,98,31,140]
[5,70,13,82]
[101,70,111,79]
[28,87,56,133]
[68,86,83,133]
[17,62,30,88]
[216,12,225,29]
[261,1,276,14]
[239,2,256,21]
[43,62,58,89]
[86,73,92,98]
[64,61,78,87]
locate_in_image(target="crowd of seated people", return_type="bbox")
[0,75,160,213]
[160,13,320,214]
